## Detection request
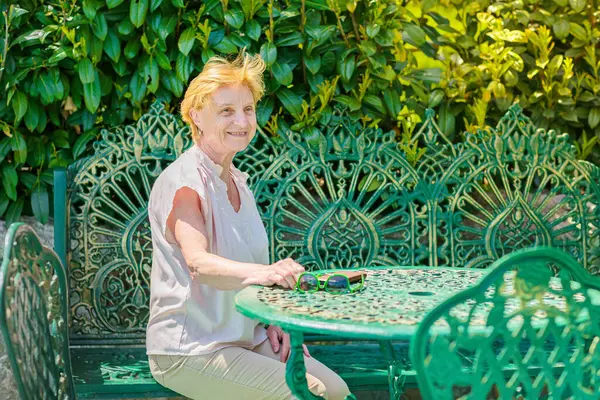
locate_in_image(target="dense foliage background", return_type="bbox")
[0,0,599,224]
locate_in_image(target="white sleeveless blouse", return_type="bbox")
[146,145,268,355]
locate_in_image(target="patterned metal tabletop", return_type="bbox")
[235,267,488,340]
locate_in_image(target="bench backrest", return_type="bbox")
[59,102,600,345]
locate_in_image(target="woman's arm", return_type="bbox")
[167,187,303,290]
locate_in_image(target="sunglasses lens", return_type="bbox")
[298,274,319,292]
[326,276,350,294]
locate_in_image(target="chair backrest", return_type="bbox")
[410,247,600,399]
[60,101,600,345]
[0,223,74,400]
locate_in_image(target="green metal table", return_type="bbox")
[234,267,488,399]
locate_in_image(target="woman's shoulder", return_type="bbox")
[150,149,206,200]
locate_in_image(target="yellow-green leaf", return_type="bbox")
[589,108,600,129]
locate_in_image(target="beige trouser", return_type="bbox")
[149,339,350,400]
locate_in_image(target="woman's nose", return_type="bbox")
[234,110,249,127]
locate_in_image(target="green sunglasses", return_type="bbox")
[295,272,365,294]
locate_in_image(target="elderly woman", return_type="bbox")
[146,52,350,400]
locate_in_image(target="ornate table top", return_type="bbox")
[235,267,488,340]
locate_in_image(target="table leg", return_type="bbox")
[286,331,357,400]
[286,331,320,399]
[378,341,406,400]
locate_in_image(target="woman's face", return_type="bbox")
[192,83,257,156]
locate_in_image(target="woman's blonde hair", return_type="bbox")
[181,51,266,139]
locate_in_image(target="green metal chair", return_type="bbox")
[410,246,600,400]
[0,223,75,400]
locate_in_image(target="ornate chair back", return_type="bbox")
[0,223,74,400]
[410,247,600,399]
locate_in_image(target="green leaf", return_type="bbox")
[276,88,303,116]
[48,48,68,64]
[38,72,57,105]
[213,37,238,54]
[257,97,274,127]
[225,9,245,30]
[260,42,277,66]
[363,95,383,110]
[161,70,184,97]
[246,19,261,41]
[589,108,600,129]
[569,0,586,12]
[83,71,101,113]
[130,0,149,28]
[31,185,50,224]
[24,101,40,132]
[151,0,163,11]
[145,58,160,93]
[1,164,18,201]
[172,0,185,7]
[158,14,177,40]
[12,91,27,123]
[335,95,361,111]
[339,56,356,82]
[73,130,98,159]
[11,131,27,165]
[178,27,196,56]
[107,0,125,8]
[130,72,148,105]
[155,51,172,70]
[275,32,304,47]
[124,38,142,58]
[118,19,135,35]
[8,6,29,23]
[5,199,24,226]
[428,90,444,108]
[19,172,37,190]
[0,191,8,219]
[304,53,321,74]
[272,62,293,86]
[366,23,380,38]
[383,88,402,118]
[52,130,70,148]
[27,138,45,167]
[438,102,456,137]
[78,58,95,84]
[403,24,427,47]
[569,23,587,41]
[83,0,98,19]
[12,29,50,47]
[176,53,194,83]
[553,19,570,40]
[104,29,121,63]
[92,13,108,40]
[0,138,11,164]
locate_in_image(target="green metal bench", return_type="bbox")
[1,102,599,398]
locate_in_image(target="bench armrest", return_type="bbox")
[0,223,75,399]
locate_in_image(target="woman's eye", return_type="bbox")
[245,107,255,112]
[222,108,233,113]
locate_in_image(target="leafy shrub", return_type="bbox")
[0,0,598,224]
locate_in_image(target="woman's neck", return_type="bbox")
[196,141,235,181]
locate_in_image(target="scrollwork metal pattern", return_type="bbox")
[411,247,600,400]
[0,223,74,399]
[66,101,600,343]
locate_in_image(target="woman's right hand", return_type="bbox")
[243,258,305,288]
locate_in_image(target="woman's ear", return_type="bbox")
[189,108,201,126]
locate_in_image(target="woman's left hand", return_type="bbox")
[266,325,311,363]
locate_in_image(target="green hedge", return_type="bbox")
[0,0,599,224]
